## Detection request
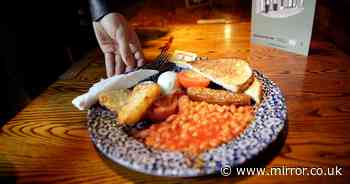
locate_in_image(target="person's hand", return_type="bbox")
[93,13,144,77]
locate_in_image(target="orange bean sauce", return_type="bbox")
[141,95,254,156]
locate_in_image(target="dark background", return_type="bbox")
[0,0,349,125]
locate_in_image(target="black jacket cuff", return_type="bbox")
[89,0,112,21]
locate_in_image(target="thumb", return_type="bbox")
[116,29,135,68]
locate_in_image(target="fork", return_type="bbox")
[139,51,170,71]
[132,37,175,82]
[138,36,174,72]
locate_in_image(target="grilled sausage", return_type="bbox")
[187,87,251,106]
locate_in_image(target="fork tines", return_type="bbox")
[139,36,174,72]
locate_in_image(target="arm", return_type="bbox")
[88,0,145,76]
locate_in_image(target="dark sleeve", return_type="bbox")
[88,0,112,21]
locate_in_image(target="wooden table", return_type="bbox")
[1,23,350,183]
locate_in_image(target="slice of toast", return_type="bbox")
[244,77,262,105]
[174,58,253,92]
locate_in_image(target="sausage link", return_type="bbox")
[187,87,251,105]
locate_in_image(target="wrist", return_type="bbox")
[100,12,127,30]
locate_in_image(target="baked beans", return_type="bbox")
[140,95,254,155]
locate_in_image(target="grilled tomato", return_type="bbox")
[146,94,179,122]
[177,70,210,88]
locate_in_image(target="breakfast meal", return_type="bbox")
[97,58,262,156]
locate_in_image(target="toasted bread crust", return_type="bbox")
[244,77,262,105]
[189,58,253,92]
[237,74,255,93]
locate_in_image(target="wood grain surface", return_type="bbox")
[1,22,350,183]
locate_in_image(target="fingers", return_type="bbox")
[135,52,145,67]
[115,54,125,75]
[98,13,145,76]
[105,53,115,77]
[129,30,145,67]
[137,58,145,67]
[105,52,127,77]
[125,65,134,73]
[115,28,136,69]
[129,43,137,53]
[129,43,145,67]
[134,51,143,60]
[130,29,143,52]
